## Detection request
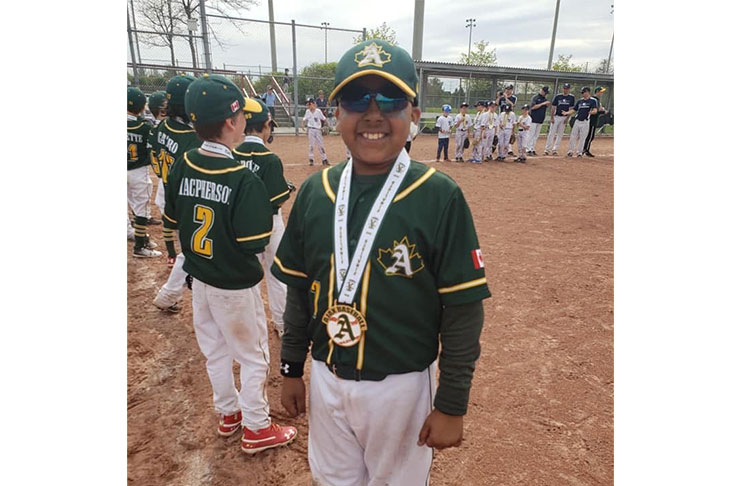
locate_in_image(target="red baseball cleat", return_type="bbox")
[241,422,297,454]
[218,411,242,437]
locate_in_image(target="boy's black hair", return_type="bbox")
[243,119,270,135]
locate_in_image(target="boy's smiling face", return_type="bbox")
[336,75,421,175]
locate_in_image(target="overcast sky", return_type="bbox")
[132,0,614,74]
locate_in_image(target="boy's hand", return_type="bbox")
[417,409,463,450]
[281,377,306,417]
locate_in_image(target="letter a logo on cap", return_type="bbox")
[355,42,391,68]
[230,100,239,112]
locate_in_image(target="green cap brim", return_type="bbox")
[328,69,416,102]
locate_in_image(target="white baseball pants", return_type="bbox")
[127,166,150,218]
[545,116,568,152]
[145,167,153,219]
[471,128,483,160]
[483,128,495,158]
[161,252,188,294]
[308,127,327,162]
[154,178,165,214]
[569,119,590,155]
[308,359,435,486]
[517,130,528,157]
[527,123,542,151]
[191,279,271,432]
[454,131,467,159]
[257,210,287,333]
[498,129,512,157]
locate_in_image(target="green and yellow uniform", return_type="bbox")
[148,117,200,185]
[127,115,152,171]
[233,137,291,214]
[272,160,490,377]
[164,149,273,289]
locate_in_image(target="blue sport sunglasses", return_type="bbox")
[339,92,411,113]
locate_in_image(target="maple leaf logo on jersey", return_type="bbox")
[354,43,391,68]
[377,236,424,278]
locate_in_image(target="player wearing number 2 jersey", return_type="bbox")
[164,73,297,454]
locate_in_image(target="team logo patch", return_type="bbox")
[322,304,367,347]
[377,236,424,278]
[354,42,391,68]
[471,249,485,269]
[230,100,240,112]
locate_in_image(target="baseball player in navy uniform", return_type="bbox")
[526,86,550,155]
[567,86,599,157]
[274,39,490,486]
[544,83,576,156]
[582,86,607,157]
[497,84,517,113]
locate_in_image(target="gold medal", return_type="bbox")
[322,303,367,347]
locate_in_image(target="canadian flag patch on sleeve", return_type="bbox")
[471,249,485,269]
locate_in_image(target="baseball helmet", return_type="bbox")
[166,74,196,108]
[442,104,452,112]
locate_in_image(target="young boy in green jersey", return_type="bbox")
[163,74,297,454]
[233,98,292,338]
[273,40,490,484]
[127,87,161,258]
[150,75,201,312]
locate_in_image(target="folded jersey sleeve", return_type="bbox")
[432,187,492,306]
[271,182,310,290]
[232,175,273,252]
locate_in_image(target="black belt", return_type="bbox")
[326,362,387,381]
[518,129,524,132]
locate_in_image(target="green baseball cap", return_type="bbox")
[166,74,196,107]
[148,90,167,111]
[185,73,262,125]
[127,87,146,113]
[244,97,271,124]
[328,40,418,102]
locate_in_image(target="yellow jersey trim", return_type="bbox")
[163,212,177,224]
[394,167,436,202]
[269,189,291,202]
[184,153,245,175]
[273,256,308,278]
[328,69,416,102]
[127,122,145,130]
[233,149,274,156]
[164,119,195,134]
[438,277,487,294]
[322,168,336,202]
[236,231,272,242]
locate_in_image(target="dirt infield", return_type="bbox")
[128,134,613,485]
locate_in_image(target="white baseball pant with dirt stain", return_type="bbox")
[454,130,467,159]
[191,279,272,432]
[257,210,287,334]
[545,115,568,153]
[308,127,327,162]
[308,359,436,486]
[526,123,542,152]
[569,119,590,156]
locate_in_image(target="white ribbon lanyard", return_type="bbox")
[333,149,410,305]
[201,141,234,159]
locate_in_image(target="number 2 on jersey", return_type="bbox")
[192,204,214,259]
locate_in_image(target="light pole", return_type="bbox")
[465,18,476,61]
[465,18,476,103]
[321,22,329,63]
[605,5,614,73]
[547,0,561,70]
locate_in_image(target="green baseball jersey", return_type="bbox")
[148,117,201,185]
[127,116,152,171]
[271,160,491,376]
[164,149,274,290]
[233,136,291,214]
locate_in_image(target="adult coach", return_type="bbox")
[583,86,607,157]
[544,83,575,156]
[567,86,599,157]
[526,86,550,155]
[274,39,490,485]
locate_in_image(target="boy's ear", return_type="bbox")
[410,106,421,124]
